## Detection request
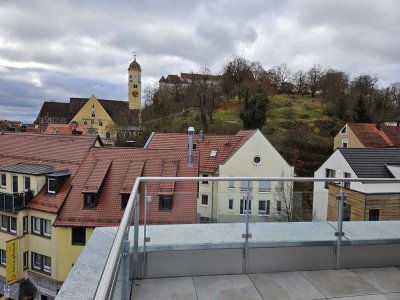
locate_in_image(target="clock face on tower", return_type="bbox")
[132,91,138,97]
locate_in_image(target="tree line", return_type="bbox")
[142,56,400,131]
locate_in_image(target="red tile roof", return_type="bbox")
[146,130,256,173]
[43,124,93,135]
[55,148,199,227]
[348,123,397,147]
[82,159,112,193]
[0,133,98,213]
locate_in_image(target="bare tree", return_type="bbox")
[292,70,308,96]
[272,180,294,222]
[268,64,291,93]
[307,64,324,98]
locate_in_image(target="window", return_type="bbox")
[266,200,271,215]
[84,193,98,209]
[24,176,31,191]
[259,181,271,193]
[343,203,351,221]
[210,149,217,157]
[106,131,111,140]
[0,215,17,234]
[228,181,234,189]
[240,181,252,192]
[31,252,51,274]
[0,174,6,187]
[201,195,208,206]
[99,121,103,126]
[340,126,347,134]
[344,172,351,189]
[228,199,233,211]
[84,121,88,125]
[121,194,129,210]
[1,215,8,231]
[92,104,95,108]
[23,216,28,234]
[31,217,51,238]
[369,209,380,221]
[0,249,6,267]
[72,227,86,245]
[91,112,95,118]
[159,195,173,211]
[48,178,56,194]
[342,139,348,148]
[12,175,18,193]
[240,199,252,215]
[258,200,266,215]
[23,251,28,270]
[253,156,261,165]
[325,168,336,188]
[202,174,209,184]
[10,217,16,233]
[277,201,282,212]
[133,84,138,88]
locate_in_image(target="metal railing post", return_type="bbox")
[121,239,130,300]
[243,180,251,273]
[133,193,140,279]
[335,181,345,269]
[143,183,148,278]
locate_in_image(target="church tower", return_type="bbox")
[128,54,141,110]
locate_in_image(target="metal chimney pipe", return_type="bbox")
[188,127,195,167]
[198,130,204,142]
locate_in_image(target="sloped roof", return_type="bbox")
[35,97,139,127]
[339,148,400,178]
[82,159,112,193]
[0,133,97,213]
[145,130,256,173]
[43,124,93,135]
[381,126,400,147]
[0,163,55,175]
[348,123,395,147]
[55,148,199,227]
[34,102,70,124]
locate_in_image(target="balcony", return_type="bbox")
[0,190,34,212]
[56,177,400,299]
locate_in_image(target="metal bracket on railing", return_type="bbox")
[145,237,150,243]
[334,232,345,237]
[242,233,252,239]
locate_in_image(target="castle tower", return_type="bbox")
[128,54,141,110]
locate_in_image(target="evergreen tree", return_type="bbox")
[354,95,370,122]
[240,92,268,129]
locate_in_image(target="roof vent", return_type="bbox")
[198,130,204,142]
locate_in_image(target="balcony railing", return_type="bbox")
[58,177,400,300]
[0,190,34,212]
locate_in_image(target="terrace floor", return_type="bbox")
[132,267,400,300]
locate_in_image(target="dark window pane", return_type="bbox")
[72,227,86,245]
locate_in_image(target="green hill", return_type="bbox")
[142,94,343,176]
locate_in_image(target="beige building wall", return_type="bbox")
[333,124,364,150]
[197,172,213,220]
[0,172,45,195]
[218,130,294,222]
[71,95,116,137]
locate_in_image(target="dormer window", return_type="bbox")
[47,178,56,194]
[84,193,98,209]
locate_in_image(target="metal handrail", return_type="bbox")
[94,176,400,299]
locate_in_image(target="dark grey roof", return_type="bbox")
[48,170,71,177]
[0,163,55,175]
[339,148,400,178]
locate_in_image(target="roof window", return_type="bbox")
[210,149,217,157]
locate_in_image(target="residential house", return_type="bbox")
[145,129,294,222]
[313,148,400,221]
[333,122,400,150]
[35,57,142,144]
[0,132,198,299]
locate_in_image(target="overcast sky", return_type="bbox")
[0,0,399,122]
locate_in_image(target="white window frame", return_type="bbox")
[47,178,56,194]
[209,149,217,157]
[0,249,6,266]
[33,217,41,234]
[23,251,28,270]
[32,252,41,271]
[228,181,235,189]
[24,176,31,191]
[44,219,51,237]
[43,255,51,273]
[258,181,271,193]
[1,215,8,231]
[9,217,16,233]
[258,200,266,216]
[0,173,6,188]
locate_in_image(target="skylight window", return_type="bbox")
[210,149,217,157]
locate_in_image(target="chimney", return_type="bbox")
[188,127,195,167]
[198,130,204,142]
[376,120,381,130]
